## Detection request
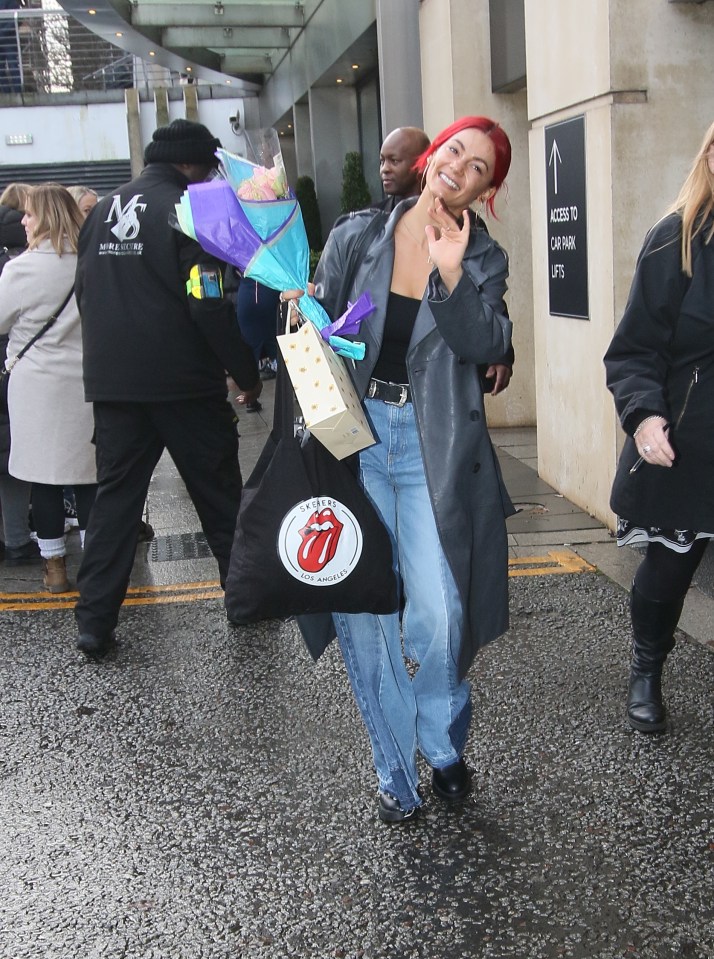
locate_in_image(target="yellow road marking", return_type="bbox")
[0,581,222,612]
[0,550,594,613]
[508,549,595,577]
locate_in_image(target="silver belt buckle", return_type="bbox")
[385,384,408,407]
[367,379,378,399]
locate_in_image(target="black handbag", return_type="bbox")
[224,356,399,631]
[0,285,75,415]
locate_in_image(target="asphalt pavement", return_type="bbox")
[0,383,712,959]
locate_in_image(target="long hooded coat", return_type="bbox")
[299,199,515,680]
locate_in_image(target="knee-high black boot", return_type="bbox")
[627,584,684,733]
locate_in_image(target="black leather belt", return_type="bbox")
[367,378,411,406]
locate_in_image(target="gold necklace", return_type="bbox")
[398,215,431,262]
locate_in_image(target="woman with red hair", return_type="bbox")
[291,116,514,823]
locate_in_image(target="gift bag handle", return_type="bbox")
[274,301,305,442]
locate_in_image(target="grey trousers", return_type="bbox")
[0,473,32,548]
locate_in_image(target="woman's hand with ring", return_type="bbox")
[635,415,675,468]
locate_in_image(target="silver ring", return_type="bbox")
[642,444,652,454]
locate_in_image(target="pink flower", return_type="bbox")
[235,164,288,201]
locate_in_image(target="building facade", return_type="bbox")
[2,0,713,526]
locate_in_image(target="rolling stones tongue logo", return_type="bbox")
[277,497,363,585]
[297,508,344,573]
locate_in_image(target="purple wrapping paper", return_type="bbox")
[319,292,376,344]
[187,180,262,269]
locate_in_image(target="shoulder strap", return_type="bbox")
[9,284,75,368]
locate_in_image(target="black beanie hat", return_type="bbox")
[144,119,221,166]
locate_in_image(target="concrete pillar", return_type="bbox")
[183,85,199,121]
[376,0,424,135]
[308,85,362,238]
[154,87,169,128]
[293,102,313,179]
[125,87,143,177]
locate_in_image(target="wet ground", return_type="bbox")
[1,387,712,958]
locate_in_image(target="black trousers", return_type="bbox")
[75,397,242,637]
[32,483,97,540]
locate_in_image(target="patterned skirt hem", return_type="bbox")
[616,518,714,554]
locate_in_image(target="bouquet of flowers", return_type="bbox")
[173,128,373,360]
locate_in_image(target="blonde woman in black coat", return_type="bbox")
[604,121,714,733]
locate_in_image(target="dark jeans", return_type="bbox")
[236,279,280,362]
[75,397,242,637]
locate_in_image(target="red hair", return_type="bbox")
[414,116,512,217]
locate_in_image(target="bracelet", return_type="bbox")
[633,415,665,438]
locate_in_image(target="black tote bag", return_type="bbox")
[225,355,398,635]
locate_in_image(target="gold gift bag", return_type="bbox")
[277,315,375,460]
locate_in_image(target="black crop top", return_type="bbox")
[371,291,420,385]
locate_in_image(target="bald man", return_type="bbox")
[378,126,431,210]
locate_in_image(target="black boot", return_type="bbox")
[627,584,684,733]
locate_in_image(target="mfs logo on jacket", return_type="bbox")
[98,194,147,254]
[277,495,363,585]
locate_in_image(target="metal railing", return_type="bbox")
[0,2,178,95]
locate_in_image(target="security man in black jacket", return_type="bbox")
[74,119,260,657]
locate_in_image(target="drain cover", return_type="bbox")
[149,533,213,563]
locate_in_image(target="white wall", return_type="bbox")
[137,96,247,157]
[0,94,249,170]
[0,101,129,164]
[526,0,714,526]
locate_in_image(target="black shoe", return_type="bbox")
[77,632,115,657]
[627,673,668,732]
[137,520,155,543]
[4,540,41,566]
[377,791,419,824]
[246,400,262,413]
[432,759,471,802]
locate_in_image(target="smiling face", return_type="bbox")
[425,128,497,212]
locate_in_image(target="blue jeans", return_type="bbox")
[333,397,471,811]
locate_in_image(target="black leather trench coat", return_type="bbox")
[298,199,515,679]
[605,213,714,531]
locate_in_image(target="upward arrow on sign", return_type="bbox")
[549,139,562,195]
